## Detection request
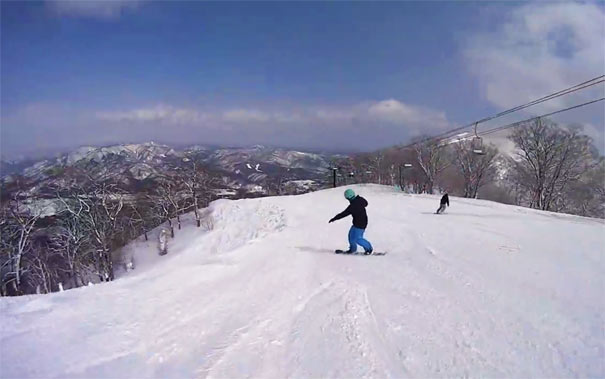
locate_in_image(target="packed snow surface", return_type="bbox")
[1,185,604,378]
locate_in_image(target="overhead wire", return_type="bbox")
[401,75,605,148]
[478,97,605,137]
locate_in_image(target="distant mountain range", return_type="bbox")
[1,142,342,200]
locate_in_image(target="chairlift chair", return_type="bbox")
[472,137,486,155]
[471,122,486,155]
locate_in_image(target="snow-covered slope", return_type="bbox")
[1,185,604,378]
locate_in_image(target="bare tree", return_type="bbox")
[48,216,92,288]
[122,193,157,241]
[509,118,595,211]
[413,140,449,194]
[559,157,605,217]
[28,253,53,294]
[347,147,422,192]
[26,235,64,294]
[152,178,184,237]
[398,148,424,193]
[382,151,400,187]
[178,156,215,227]
[370,152,385,184]
[148,193,172,237]
[0,194,41,295]
[55,178,125,282]
[453,141,499,198]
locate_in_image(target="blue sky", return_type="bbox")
[1,1,604,158]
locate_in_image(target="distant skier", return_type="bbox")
[329,189,373,255]
[436,193,449,214]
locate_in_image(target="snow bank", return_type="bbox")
[115,199,286,277]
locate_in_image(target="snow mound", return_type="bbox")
[202,199,287,254]
[115,199,286,276]
[1,185,603,378]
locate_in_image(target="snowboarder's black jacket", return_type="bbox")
[331,196,369,229]
[440,194,449,206]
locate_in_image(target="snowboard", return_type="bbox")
[335,249,387,256]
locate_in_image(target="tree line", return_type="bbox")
[330,118,604,218]
[0,155,221,296]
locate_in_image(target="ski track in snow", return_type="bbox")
[1,185,604,378]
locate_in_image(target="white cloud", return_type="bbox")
[96,100,450,134]
[222,109,309,124]
[366,99,449,131]
[273,111,306,124]
[97,105,207,124]
[313,109,353,121]
[464,2,605,111]
[223,109,272,124]
[47,0,142,19]
[2,99,452,157]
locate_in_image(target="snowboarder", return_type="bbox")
[436,193,449,214]
[329,189,373,254]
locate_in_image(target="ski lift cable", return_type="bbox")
[489,77,604,119]
[478,97,605,138]
[425,77,604,146]
[469,76,603,134]
[401,75,605,148]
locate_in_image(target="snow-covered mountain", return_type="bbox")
[185,144,333,185]
[1,185,603,377]
[1,143,337,198]
[2,142,178,185]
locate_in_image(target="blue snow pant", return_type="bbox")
[348,226,373,253]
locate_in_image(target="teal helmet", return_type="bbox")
[344,189,356,200]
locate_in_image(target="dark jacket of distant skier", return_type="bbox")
[440,194,449,206]
[329,189,373,254]
[436,193,449,214]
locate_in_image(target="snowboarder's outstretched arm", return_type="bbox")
[329,205,351,223]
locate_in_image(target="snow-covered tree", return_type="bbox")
[158,228,169,256]
[48,215,93,288]
[0,193,41,295]
[55,177,125,282]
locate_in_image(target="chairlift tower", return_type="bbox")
[399,163,413,191]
